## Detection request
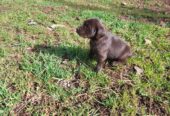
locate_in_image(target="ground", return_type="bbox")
[0,0,170,115]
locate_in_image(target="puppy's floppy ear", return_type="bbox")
[95,20,105,38]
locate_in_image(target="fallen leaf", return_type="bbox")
[145,39,152,45]
[26,47,35,52]
[160,20,166,27]
[47,27,53,31]
[48,24,66,31]
[61,59,68,64]
[134,66,143,75]
[121,2,127,6]
[28,19,37,25]
[50,24,57,29]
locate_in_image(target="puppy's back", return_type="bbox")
[108,34,131,60]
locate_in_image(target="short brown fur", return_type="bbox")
[76,18,132,72]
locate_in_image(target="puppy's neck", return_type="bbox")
[90,36,103,41]
[90,32,105,41]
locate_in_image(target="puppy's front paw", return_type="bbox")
[94,66,102,73]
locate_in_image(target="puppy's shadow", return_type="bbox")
[33,44,93,66]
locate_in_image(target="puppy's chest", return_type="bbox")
[90,40,107,53]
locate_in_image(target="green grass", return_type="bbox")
[0,0,170,115]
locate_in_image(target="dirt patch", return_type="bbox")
[12,92,62,115]
[105,64,168,115]
[165,66,170,81]
[138,96,167,115]
[0,6,10,13]
[120,15,170,27]
[105,65,134,92]
[122,0,170,12]
[164,0,170,5]
[93,89,109,102]
[117,0,170,27]
[73,93,89,106]
[32,5,68,14]
[10,54,22,63]
[42,6,54,14]
[52,71,89,92]
[7,83,17,93]
[93,101,111,116]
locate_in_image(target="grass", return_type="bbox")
[0,0,170,115]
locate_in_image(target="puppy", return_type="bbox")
[76,18,132,72]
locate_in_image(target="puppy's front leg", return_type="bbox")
[95,54,107,72]
[89,49,94,59]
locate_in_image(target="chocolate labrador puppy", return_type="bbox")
[76,18,132,72]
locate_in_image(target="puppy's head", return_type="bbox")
[76,18,105,39]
